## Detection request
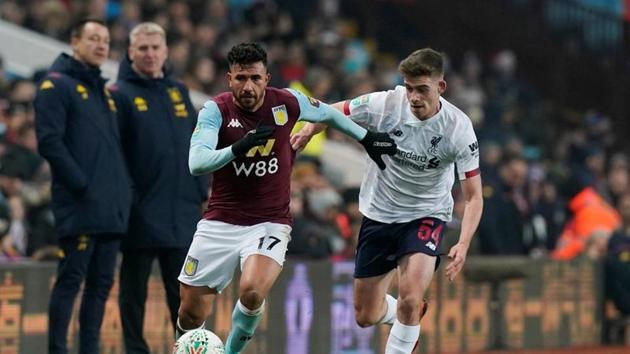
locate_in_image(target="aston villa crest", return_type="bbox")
[272,104,288,126]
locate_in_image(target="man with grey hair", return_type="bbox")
[109,22,208,353]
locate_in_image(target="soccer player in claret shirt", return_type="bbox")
[293,48,484,354]
[174,42,397,354]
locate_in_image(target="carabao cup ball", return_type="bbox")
[173,328,225,354]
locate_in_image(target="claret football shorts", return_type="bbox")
[178,219,291,292]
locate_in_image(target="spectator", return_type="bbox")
[34,19,131,354]
[289,67,335,158]
[531,178,567,252]
[0,122,43,180]
[478,154,531,255]
[605,192,630,317]
[110,22,208,354]
[552,175,621,260]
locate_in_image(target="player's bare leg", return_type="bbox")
[176,284,217,338]
[225,254,283,354]
[353,270,396,327]
[385,252,435,354]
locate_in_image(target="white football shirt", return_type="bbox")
[345,86,480,223]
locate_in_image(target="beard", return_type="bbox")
[236,92,260,110]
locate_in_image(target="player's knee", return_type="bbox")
[397,294,422,318]
[354,306,379,328]
[240,289,265,310]
[355,316,374,328]
[355,314,378,328]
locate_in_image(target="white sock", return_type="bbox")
[384,320,420,354]
[378,294,397,325]
[237,299,265,316]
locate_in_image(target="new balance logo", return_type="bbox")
[227,119,243,128]
[239,335,253,342]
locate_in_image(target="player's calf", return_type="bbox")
[384,300,428,354]
[176,302,210,339]
[411,300,429,352]
[225,300,265,354]
[419,299,428,320]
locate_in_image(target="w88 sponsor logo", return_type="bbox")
[232,158,279,177]
[232,139,279,177]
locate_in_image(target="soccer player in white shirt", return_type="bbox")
[292,48,483,354]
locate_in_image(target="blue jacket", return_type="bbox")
[110,56,208,250]
[34,53,132,237]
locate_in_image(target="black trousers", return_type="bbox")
[48,233,121,354]
[119,247,188,354]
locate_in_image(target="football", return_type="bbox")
[173,328,225,354]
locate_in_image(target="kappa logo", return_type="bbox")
[227,118,243,128]
[428,135,443,154]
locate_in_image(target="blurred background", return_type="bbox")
[1,0,630,353]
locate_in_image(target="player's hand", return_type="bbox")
[231,125,275,156]
[445,242,469,282]
[290,131,312,152]
[359,130,397,170]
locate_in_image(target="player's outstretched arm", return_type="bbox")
[445,174,483,281]
[287,89,397,170]
[290,101,346,151]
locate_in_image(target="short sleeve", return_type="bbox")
[344,91,388,128]
[454,120,480,180]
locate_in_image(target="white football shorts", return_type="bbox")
[178,219,291,292]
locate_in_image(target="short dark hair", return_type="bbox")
[227,42,267,67]
[398,48,444,78]
[70,18,107,39]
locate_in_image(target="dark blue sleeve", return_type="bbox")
[109,85,139,201]
[110,86,134,147]
[34,78,88,194]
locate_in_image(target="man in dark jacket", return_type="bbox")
[34,19,131,354]
[478,153,531,255]
[109,22,208,354]
[606,192,630,317]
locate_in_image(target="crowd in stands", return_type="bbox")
[1,1,629,281]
